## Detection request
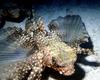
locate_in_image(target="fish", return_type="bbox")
[0,16,77,80]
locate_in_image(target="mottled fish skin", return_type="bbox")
[7,50,44,80]
[7,37,76,80]
[0,17,77,80]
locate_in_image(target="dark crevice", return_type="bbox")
[22,69,32,80]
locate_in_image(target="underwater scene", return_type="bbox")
[0,0,100,80]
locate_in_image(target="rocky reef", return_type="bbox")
[0,0,33,29]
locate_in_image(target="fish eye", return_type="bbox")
[52,57,65,67]
[52,57,56,64]
[52,57,60,67]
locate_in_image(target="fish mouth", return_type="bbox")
[53,63,75,76]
